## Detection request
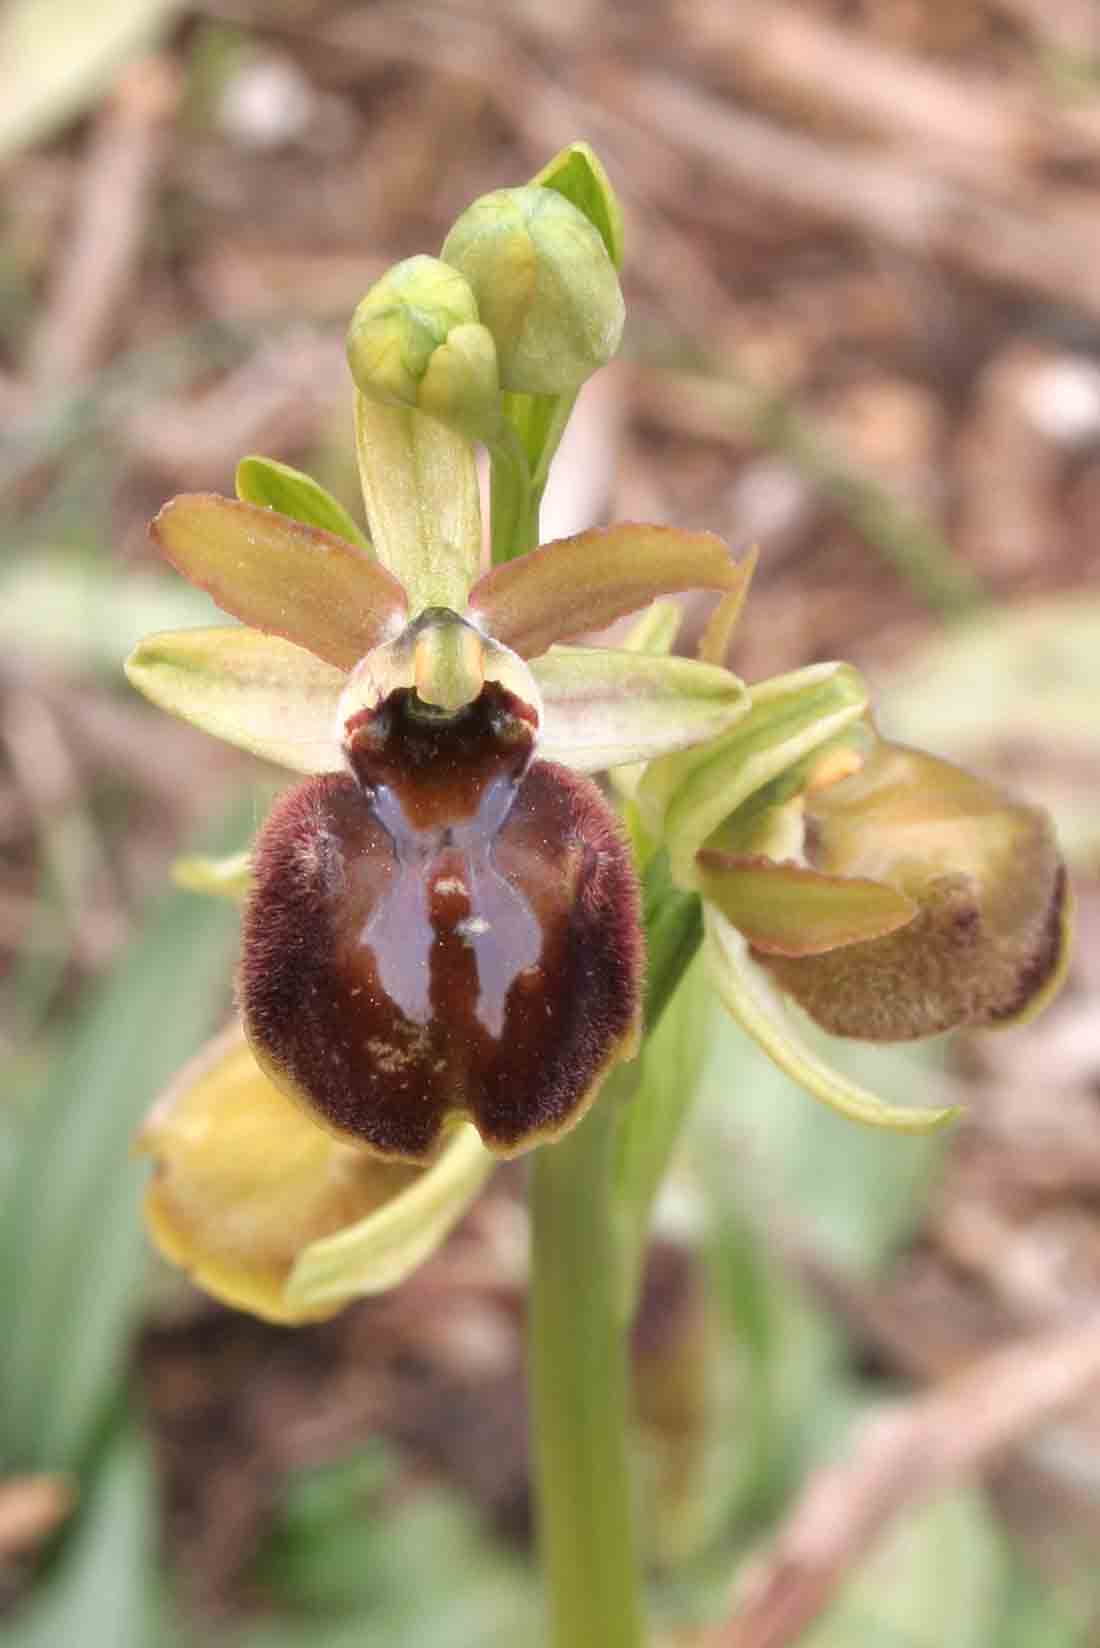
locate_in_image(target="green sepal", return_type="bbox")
[639,662,869,889]
[235,456,370,550]
[126,626,344,773]
[533,644,749,773]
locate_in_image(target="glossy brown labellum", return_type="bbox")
[240,683,642,1161]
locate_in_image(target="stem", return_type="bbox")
[529,1072,646,1648]
[488,421,538,563]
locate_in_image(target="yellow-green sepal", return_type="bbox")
[125,627,344,773]
[235,456,370,550]
[705,908,957,1134]
[138,1027,493,1324]
[533,645,749,773]
[286,1125,495,1315]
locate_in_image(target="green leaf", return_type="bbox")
[125,626,344,773]
[468,524,750,660]
[235,456,370,550]
[354,399,482,613]
[530,141,625,269]
[533,645,749,772]
[151,494,407,671]
[0,809,243,1472]
[0,1428,163,1648]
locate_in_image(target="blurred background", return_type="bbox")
[3,1,1100,1644]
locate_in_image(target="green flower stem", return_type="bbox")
[488,422,538,563]
[530,1069,646,1648]
[490,389,579,563]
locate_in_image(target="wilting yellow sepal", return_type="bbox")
[286,1125,496,1314]
[137,1027,492,1323]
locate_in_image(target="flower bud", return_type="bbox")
[240,677,642,1163]
[346,255,500,442]
[752,735,1069,1040]
[441,185,624,394]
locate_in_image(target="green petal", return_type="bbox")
[639,662,869,889]
[467,524,750,659]
[235,455,370,550]
[125,627,344,772]
[172,848,252,902]
[696,853,917,955]
[286,1125,495,1313]
[705,908,957,1134]
[354,397,482,613]
[151,494,406,670]
[533,645,749,772]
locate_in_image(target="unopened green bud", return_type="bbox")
[346,256,500,441]
[416,320,500,443]
[441,185,624,394]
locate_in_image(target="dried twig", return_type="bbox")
[29,57,181,386]
[633,366,983,617]
[681,0,1098,189]
[707,1316,1100,1648]
[601,70,1100,328]
[1,691,129,970]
